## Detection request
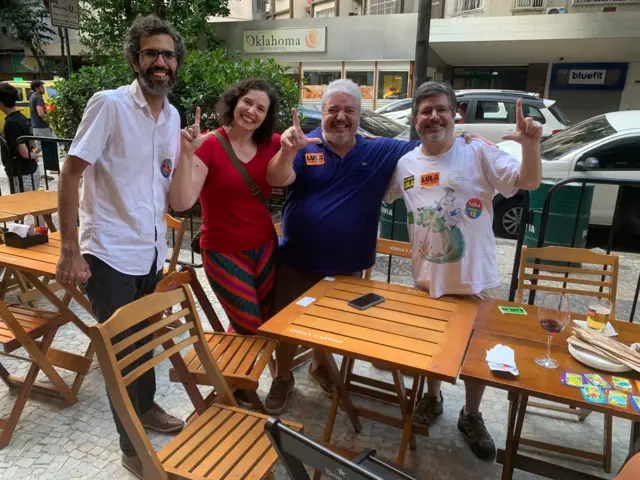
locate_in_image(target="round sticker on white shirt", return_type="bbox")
[161,158,173,178]
[449,170,468,187]
[465,198,483,219]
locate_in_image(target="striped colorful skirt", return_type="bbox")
[202,236,276,335]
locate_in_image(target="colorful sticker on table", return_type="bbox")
[607,390,628,408]
[420,172,440,187]
[561,372,585,388]
[160,158,173,178]
[611,376,633,392]
[631,395,640,413]
[465,198,483,219]
[498,306,527,315]
[403,175,415,191]
[584,373,612,390]
[581,386,607,404]
[305,153,325,166]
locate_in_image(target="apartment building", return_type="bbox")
[214,0,640,121]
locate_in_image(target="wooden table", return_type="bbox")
[0,191,58,232]
[462,299,640,480]
[258,275,480,465]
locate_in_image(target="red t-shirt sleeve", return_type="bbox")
[194,134,217,169]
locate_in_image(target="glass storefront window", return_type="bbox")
[377,71,408,100]
[303,71,341,100]
[346,71,374,101]
[314,7,335,17]
[452,66,528,91]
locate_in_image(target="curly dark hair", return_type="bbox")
[216,79,279,146]
[123,15,185,75]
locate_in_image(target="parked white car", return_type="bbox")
[378,89,569,144]
[494,110,640,238]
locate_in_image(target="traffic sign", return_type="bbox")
[50,0,79,30]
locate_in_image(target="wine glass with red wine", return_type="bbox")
[535,293,572,369]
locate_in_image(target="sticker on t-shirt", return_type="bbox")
[449,170,468,187]
[414,187,466,264]
[161,158,173,178]
[420,172,440,187]
[465,198,483,219]
[403,175,415,190]
[305,153,325,165]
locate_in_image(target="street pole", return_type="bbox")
[410,0,433,141]
[64,28,73,78]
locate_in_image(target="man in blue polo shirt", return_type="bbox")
[264,79,487,414]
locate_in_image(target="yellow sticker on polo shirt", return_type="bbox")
[420,172,440,187]
[403,176,415,190]
[305,153,325,165]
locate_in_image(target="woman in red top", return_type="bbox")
[170,79,281,335]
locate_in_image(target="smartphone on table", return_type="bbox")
[348,293,385,310]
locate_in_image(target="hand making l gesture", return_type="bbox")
[501,98,542,146]
[280,108,322,153]
[181,107,214,155]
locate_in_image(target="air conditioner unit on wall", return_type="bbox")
[546,7,565,14]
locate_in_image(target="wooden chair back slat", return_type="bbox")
[165,214,187,275]
[113,308,190,355]
[156,267,225,332]
[517,246,619,317]
[364,238,413,281]
[89,286,237,479]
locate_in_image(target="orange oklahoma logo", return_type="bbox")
[305,29,320,49]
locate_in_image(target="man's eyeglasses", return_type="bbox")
[139,49,177,62]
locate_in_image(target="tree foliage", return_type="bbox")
[79,0,229,60]
[49,50,301,139]
[0,0,55,73]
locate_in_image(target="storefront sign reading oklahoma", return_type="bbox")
[243,27,327,53]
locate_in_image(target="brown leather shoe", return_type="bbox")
[265,376,295,414]
[122,453,144,479]
[309,365,334,397]
[139,402,185,433]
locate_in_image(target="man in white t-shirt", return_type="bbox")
[385,81,542,460]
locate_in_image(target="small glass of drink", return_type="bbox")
[535,293,572,369]
[586,299,612,331]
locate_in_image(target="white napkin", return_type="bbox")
[486,344,519,376]
[573,319,618,337]
[6,222,34,238]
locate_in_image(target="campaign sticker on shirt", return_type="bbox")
[420,172,440,188]
[449,170,468,187]
[305,153,325,165]
[465,198,483,219]
[403,175,415,190]
[161,158,173,178]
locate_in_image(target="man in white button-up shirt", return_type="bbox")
[55,16,187,477]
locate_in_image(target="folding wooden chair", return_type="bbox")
[89,285,302,479]
[164,213,186,276]
[516,245,620,473]
[0,300,91,448]
[156,267,278,412]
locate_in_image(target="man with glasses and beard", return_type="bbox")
[56,15,185,477]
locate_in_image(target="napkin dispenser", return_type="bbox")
[3,223,48,248]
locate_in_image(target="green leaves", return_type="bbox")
[48,50,301,138]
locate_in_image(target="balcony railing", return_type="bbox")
[451,0,484,14]
[573,0,640,5]
[513,0,546,10]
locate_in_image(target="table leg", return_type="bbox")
[507,394,528,479]
[319,351,361,434]
[393,371,420,466]
[323,357,350,446]
[603,414,613,473]
[630,421,640,457]
[501,393,521,480]
[43,214,57,233]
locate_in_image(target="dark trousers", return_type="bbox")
[84,253,162,456]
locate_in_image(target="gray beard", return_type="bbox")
[138,70,175,97]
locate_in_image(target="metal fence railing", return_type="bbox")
[509,177,640,323]
[513,0,546,10]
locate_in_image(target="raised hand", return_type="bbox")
[181,107,214,154]
[280,108,322,153]
[502,98,542,146]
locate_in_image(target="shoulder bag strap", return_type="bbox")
[213,130,268,207]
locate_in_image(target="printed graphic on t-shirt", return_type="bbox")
[305,153,325,165]
[409,187,466,264]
